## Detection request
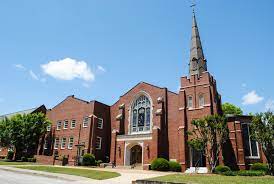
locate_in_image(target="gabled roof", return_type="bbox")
[112,81,177,106]
[48,95,110,111]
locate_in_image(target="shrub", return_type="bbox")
[96,160,103,166]
[82,153,96,166]
[168,161,181,172]
[21,157,27,162]
[7,151,14,160]
[214,165,231,174]
[221,171,237,176]
[151,158,169,171]
[237,170,265,176]
[27,158,36,162]
[250,163,268,173]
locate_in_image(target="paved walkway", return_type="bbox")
[0,165,171,184]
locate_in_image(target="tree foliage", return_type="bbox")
[222,102,243,116]
[0,112,51,160]
[250,112,274,175]
[188,114,228,173]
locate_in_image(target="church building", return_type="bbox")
[1,11,266,172]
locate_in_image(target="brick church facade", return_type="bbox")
[1,12,266,171]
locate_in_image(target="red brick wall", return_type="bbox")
[35,155,54,165]
[110,82,171,165]
[178,72,222,170]
[38,96,111,163]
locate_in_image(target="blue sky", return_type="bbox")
[0,0,273,115]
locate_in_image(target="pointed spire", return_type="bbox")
[189,9,207,76]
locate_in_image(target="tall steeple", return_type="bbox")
[189,8,207,76]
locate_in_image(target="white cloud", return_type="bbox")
[14,64,26,70]
[29,70,39,80]
[97,65,106,73]
[242,90,264,105]
[265,99,274,111]
[41,58,94,82]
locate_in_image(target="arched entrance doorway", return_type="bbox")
[130,145,142,165]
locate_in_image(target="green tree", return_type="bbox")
[250,112,274,175]
[188,114,228,173]
[222,102,243,116]
[0,112,50,160]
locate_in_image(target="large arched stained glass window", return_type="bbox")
[131,95,151,133]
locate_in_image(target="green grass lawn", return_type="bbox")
[149,174,274,184]
[0,160,37,165]
[15,166,120,180]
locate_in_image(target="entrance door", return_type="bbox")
[130,145,142,165]
[190,148,206,167]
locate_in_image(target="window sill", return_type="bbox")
[245,156,260,159]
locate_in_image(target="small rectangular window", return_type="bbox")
[44,140,48,150]
[56,121,62,130]
[54,138,59,149]
[199,95,205,107]
[83,117,89,128]
[61,137,66,149]
[71,120,76,129]
[95,137,102,150]
[188,96,193,108]
[63,120,69,129]
[68,137,74,149]
[46,125,51,132]
[97,118,103,129]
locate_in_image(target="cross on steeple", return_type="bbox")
[190,0,196,14]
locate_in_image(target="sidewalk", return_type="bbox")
[0,165,171,184]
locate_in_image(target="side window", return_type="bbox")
[188,96,193,108]
[54,138,59,149]
[56,121,62,130]
[68,137,74,149]
[97,118,103,129]
[46,125,51,132]
[61,137,66,149]
[199,94,205,107]
[63,120,69,129]
[95,137,102,150]
[83,117,89,128]
[242,123,259,158]
[44,140,48,150]
[71,120,76,129]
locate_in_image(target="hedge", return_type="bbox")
[214,165,231,174]
[151,158,169,171]
[250,163,268,173]
[82,153,96,166]
[168,161,181,172]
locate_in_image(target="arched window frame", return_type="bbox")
[129,93,152,134]
[198,94,205,107]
